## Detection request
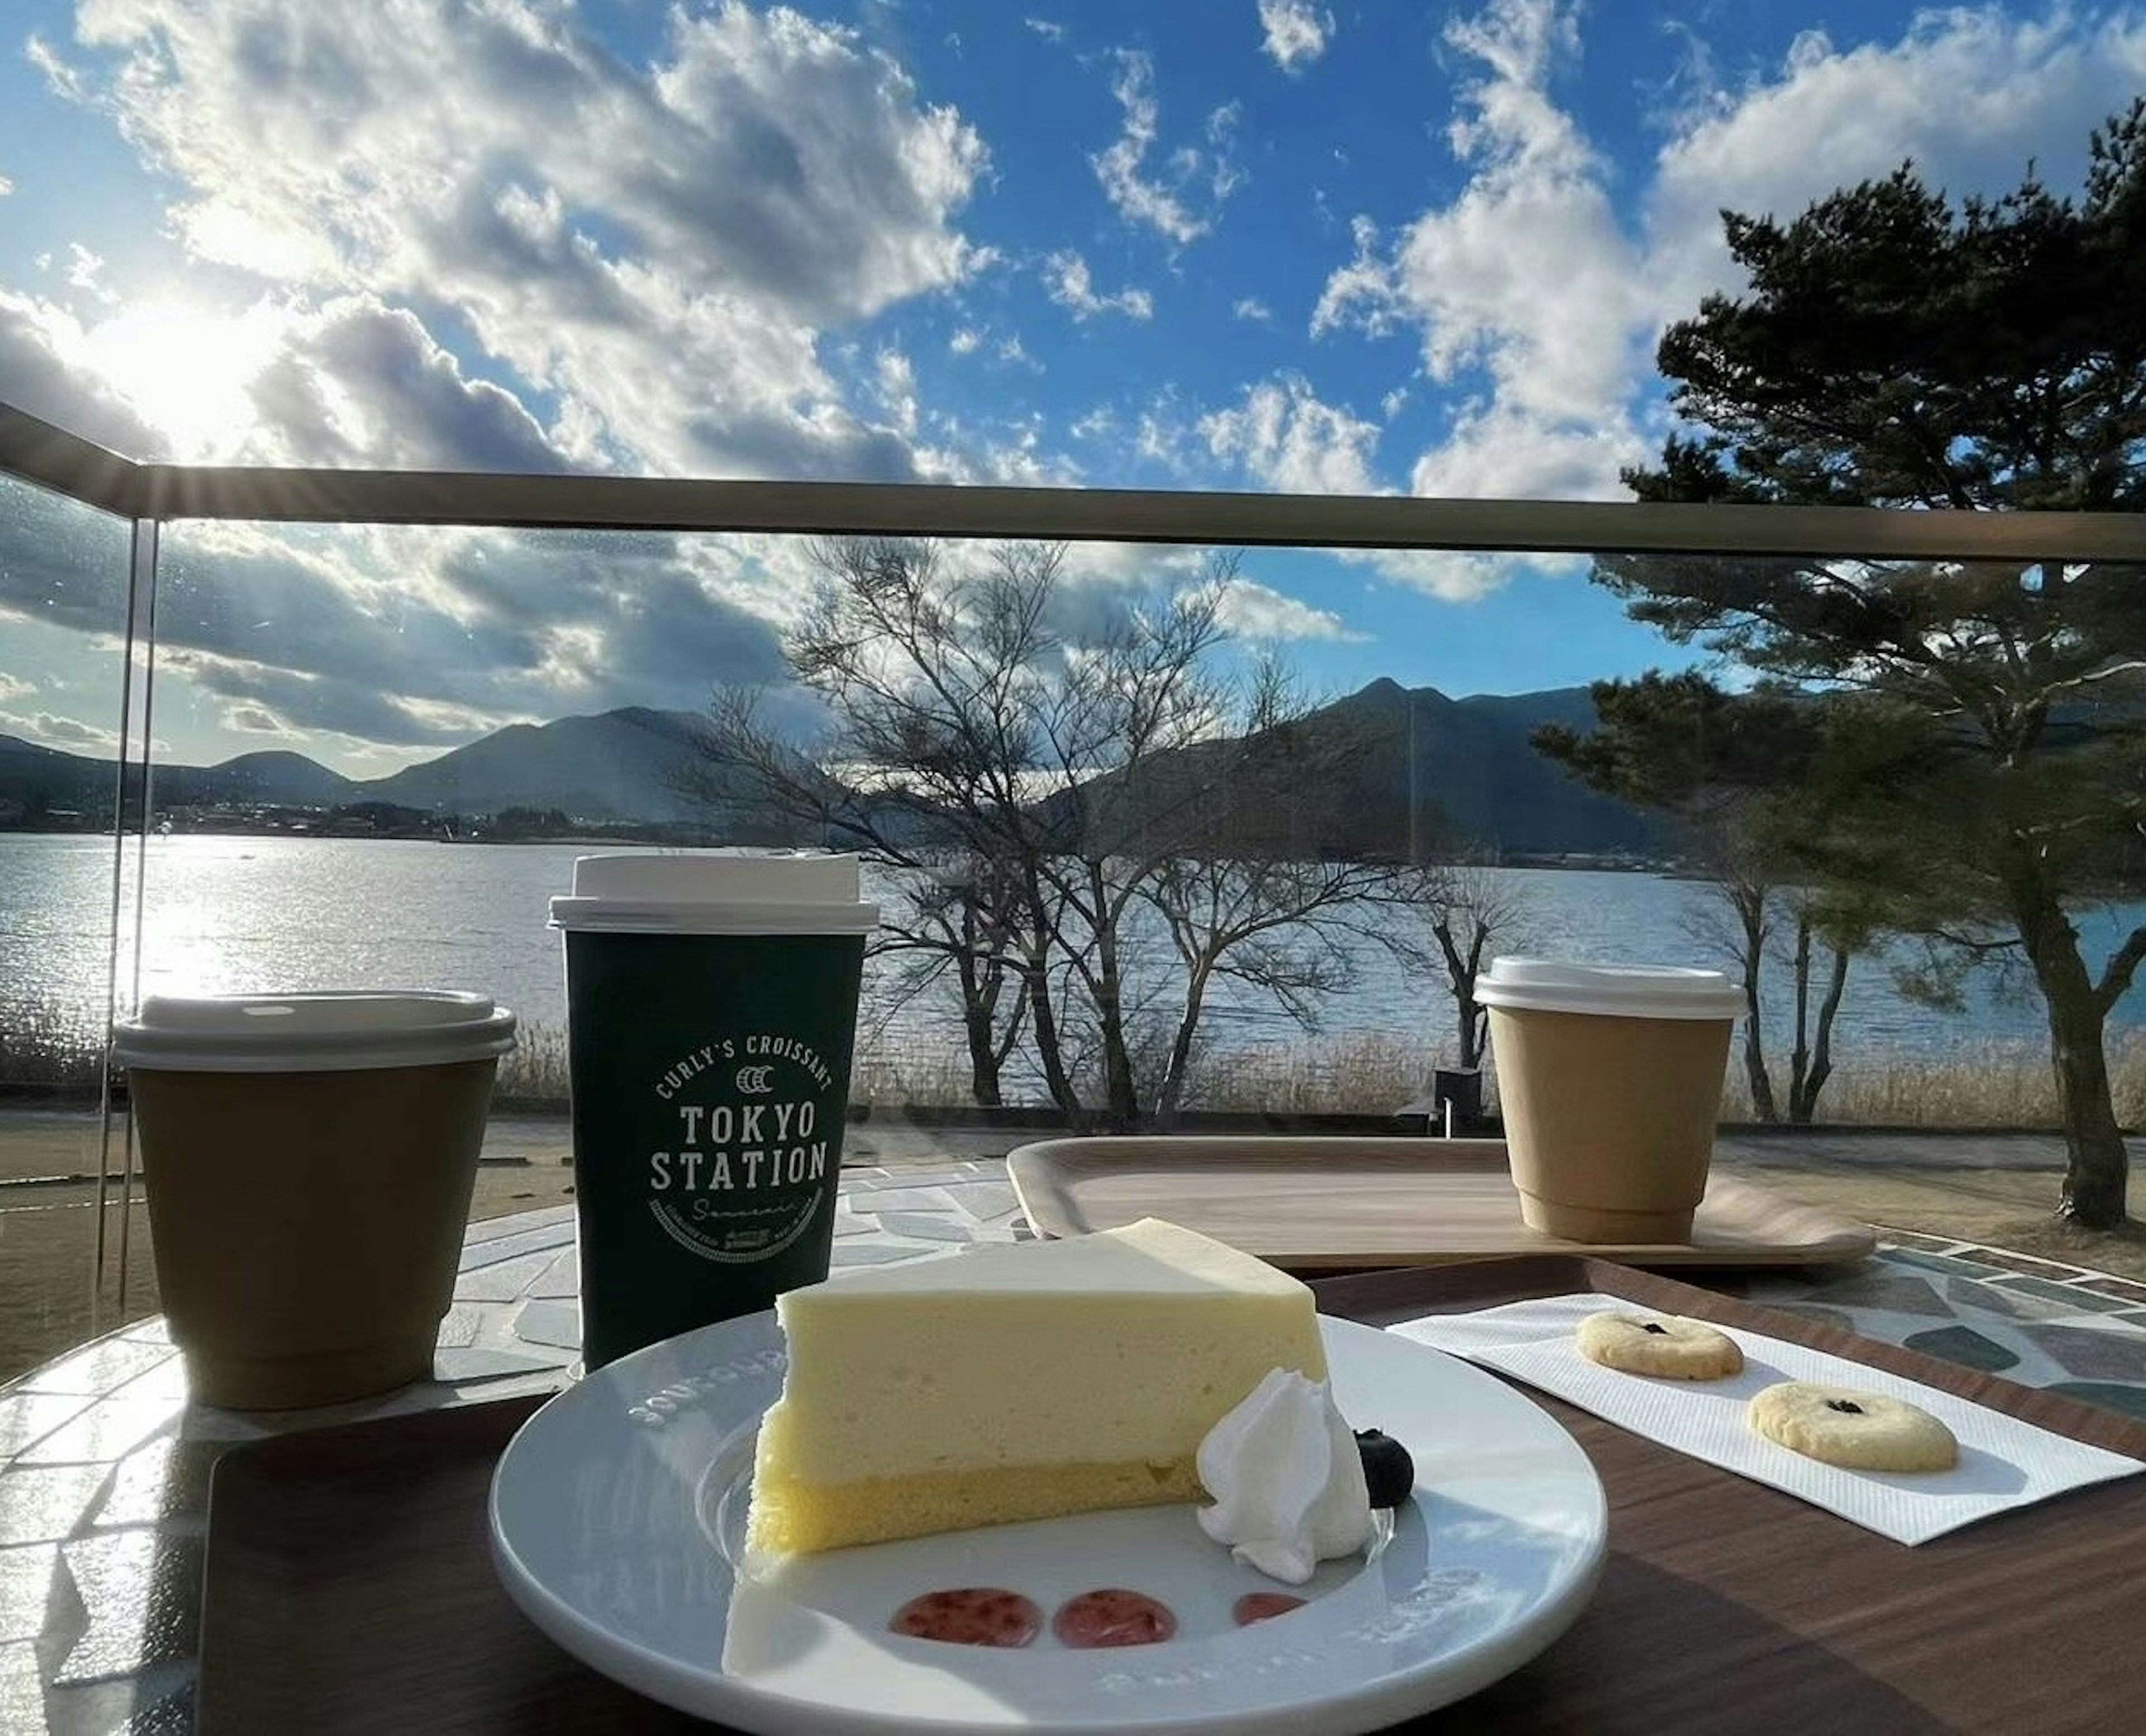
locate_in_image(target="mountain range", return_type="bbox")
[0,682,1663,859]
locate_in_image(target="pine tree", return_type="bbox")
[1599,102,2146,1225]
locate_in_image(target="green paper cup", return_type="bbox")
[550,853,876,1370]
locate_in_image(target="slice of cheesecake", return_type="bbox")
[746,1217,1328,1555]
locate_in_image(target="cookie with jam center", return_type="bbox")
[1746,1381,1959,1472]
[1577,1311,1745,1380]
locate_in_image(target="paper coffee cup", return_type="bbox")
[112,991,516,1410]
[1476,958,1741,1244]
[550,852,877,1370]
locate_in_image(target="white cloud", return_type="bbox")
[1407,401,1635,501]
[1311,215,1399,339]
[65,244,105,293]
[1353,548,1559,604]
[8,290,563,469]
[0,674,32,701]
[1214,576,1363,642]
[1091,50,1238,246]
[24,33,86,102]
[1026,18,1066,43]
[248,297,566,471]
[222,703,289,734]
[946,324,1036,370]
[0,287,169,456]
[1645,8,2146,317]
[1136,402,1190,468]
[1317,0,2146,520]
[875,347,918,438]
[1232,297,1273,322]
[1,710,120,749]
[0,172,13,196]
[1206,102,1247,203]
[1199,375,1383,496]
[1044,250,1153,321]
[48,0,990,481]
[1390,0,1646,424]
[1259,0,1334,73]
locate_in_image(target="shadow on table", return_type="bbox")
[1407,1550,1951,1733]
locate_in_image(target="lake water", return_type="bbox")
[4,832,2142,1087]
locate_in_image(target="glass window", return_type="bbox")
[0,471,141,1382]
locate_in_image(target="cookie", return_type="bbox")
[1746,1382,1958,1473]
[1576,1312,1745,1380]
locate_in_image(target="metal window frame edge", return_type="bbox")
[4,400,2142,562]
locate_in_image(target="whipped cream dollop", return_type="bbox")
[1196,1369,1374,1585]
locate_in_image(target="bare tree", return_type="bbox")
[1680,852,1867,1126]
[888,855,1031,1106]
[1380,858,1536,1071]
[684,537,1395,1123]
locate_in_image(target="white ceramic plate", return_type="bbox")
[489,1315,1607,1734]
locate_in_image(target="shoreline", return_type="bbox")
[0,1094,2134,1164]
[7,1021,2145,1132]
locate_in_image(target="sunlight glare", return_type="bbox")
[78,301,285,459]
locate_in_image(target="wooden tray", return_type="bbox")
[191,1260,2146,1734]
[1007,1136,1874,1268]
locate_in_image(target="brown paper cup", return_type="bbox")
[1489,1005,1733,1242]
[1478,959,1741,1245]
[114,992,515,1410]
[127,1060,497,1408]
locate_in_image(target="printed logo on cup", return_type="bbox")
[647,1033,838,1264]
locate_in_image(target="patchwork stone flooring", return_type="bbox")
[1743,1229,2146,1421]
[2,1167,2144,1733]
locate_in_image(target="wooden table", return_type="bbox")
[4,1163,2146,1733]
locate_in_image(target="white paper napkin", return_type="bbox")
[1389,1292,2144,1545]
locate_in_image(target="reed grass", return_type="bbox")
[1171,1035,1438,1116]
[8,1009,2146,1131]
[1734,1033,2146,1130]
[0,995,108,1096]
[492,1020,572,1109]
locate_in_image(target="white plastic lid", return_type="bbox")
[1474,957,1745,1021]
[547,851,879,935]
[112,990,518,1073]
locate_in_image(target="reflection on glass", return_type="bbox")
[0,471,139,1381]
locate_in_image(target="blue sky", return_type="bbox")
[2,1,2142,775]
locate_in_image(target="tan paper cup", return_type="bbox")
[112,992,516,1410]
[1478,959,1741,1244]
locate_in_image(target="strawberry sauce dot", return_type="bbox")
[889,1588,1043,1647]
[1052,1588,1178,1648]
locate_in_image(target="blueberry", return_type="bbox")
[1354,1428,1414,1509]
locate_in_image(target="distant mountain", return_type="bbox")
[0,684,1661,856]
[1064,679,1663,861]
[157,750,359,809]
[1372,681,1663,857]
[0,733,111,814]
[0,734,362,821]
[365,707,727,823]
